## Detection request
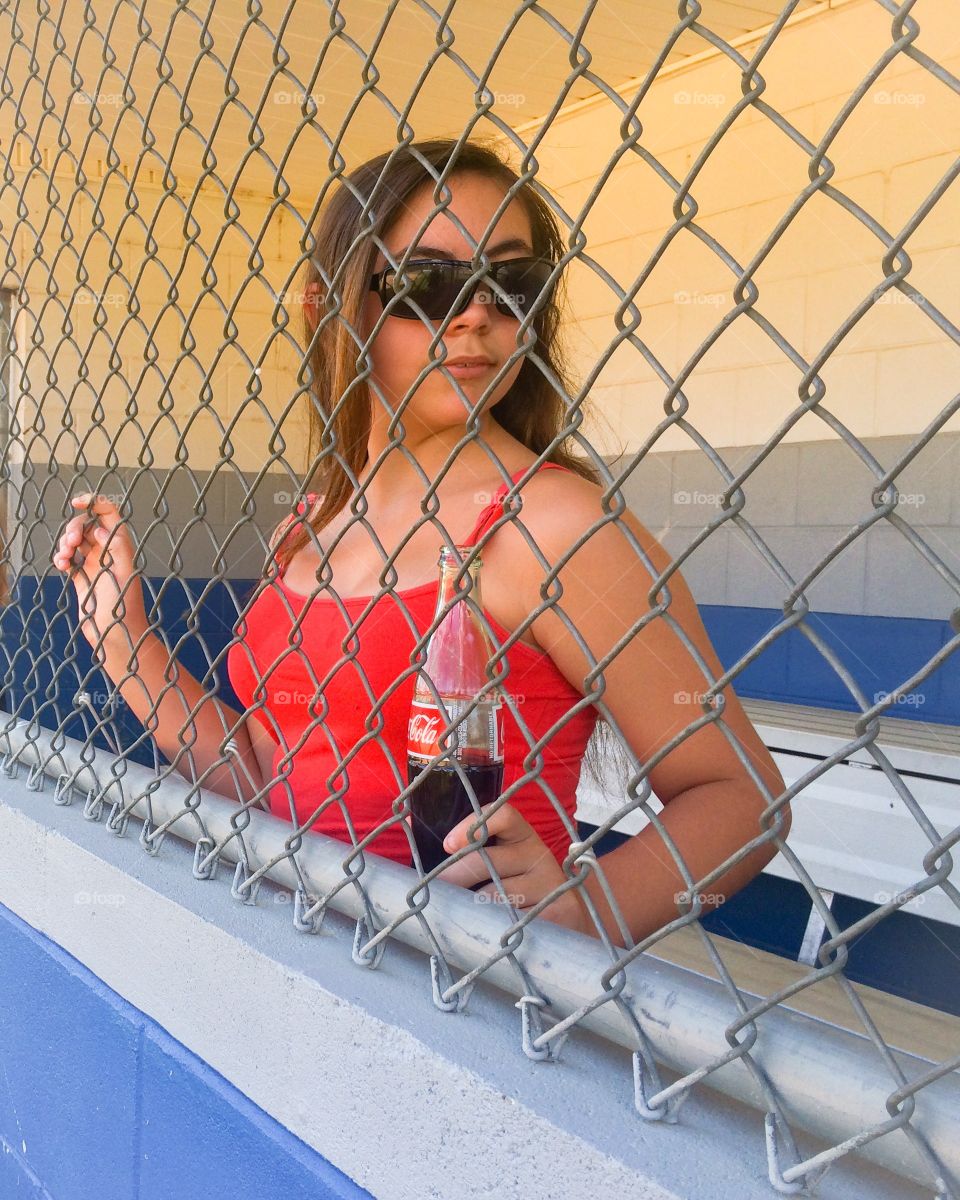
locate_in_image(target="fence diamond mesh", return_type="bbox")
[0,0,958,1194]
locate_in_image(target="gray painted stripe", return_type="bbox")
[12,431,960,619]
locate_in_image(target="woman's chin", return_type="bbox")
[424,387,501,424]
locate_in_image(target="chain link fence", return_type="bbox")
[0,0,958,1194]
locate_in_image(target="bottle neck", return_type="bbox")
[435,546,482,616]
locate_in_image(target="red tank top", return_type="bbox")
[226,463,598,866]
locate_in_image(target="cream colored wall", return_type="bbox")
[2,0,957,481]
[4,181,309,477]
[527,0,960,455]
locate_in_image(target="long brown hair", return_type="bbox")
[276,136,627,790]
[275,135,599,570]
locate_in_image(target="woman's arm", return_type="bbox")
[490,469,789,946]
[94,627,273,809]
[54,493,275,808]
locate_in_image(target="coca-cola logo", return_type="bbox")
[408,703,445,760]
[408,711,441,744]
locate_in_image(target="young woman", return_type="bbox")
[53,137,788,947]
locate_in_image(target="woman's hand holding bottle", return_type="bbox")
[52,494,148,653]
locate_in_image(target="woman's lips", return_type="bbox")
[444,360,494,378]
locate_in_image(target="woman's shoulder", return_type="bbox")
[517,461,604,524]
[509,461,667,567]
[481,462,595,565]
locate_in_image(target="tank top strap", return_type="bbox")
[274,492,321,572]
[460,462,572,548]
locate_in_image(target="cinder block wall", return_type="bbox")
[609,433,960,620]
[528,0,958,639]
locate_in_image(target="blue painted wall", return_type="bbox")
[0,899,371,1200]
[698,604,957,725]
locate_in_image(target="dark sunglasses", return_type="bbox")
[368,256,557,322]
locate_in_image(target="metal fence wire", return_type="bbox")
[0,0,958,1194]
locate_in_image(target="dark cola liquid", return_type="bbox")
[407,759,503,875]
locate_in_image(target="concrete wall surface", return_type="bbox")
[0,772,931,1200]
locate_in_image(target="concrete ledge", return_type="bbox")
[0,900,369,1200]
[0,775,928,1200]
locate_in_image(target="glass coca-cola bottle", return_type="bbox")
[407,544,505,873]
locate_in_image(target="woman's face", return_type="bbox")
[358,171,538,436]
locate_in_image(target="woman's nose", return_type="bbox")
[447,283,494,330]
